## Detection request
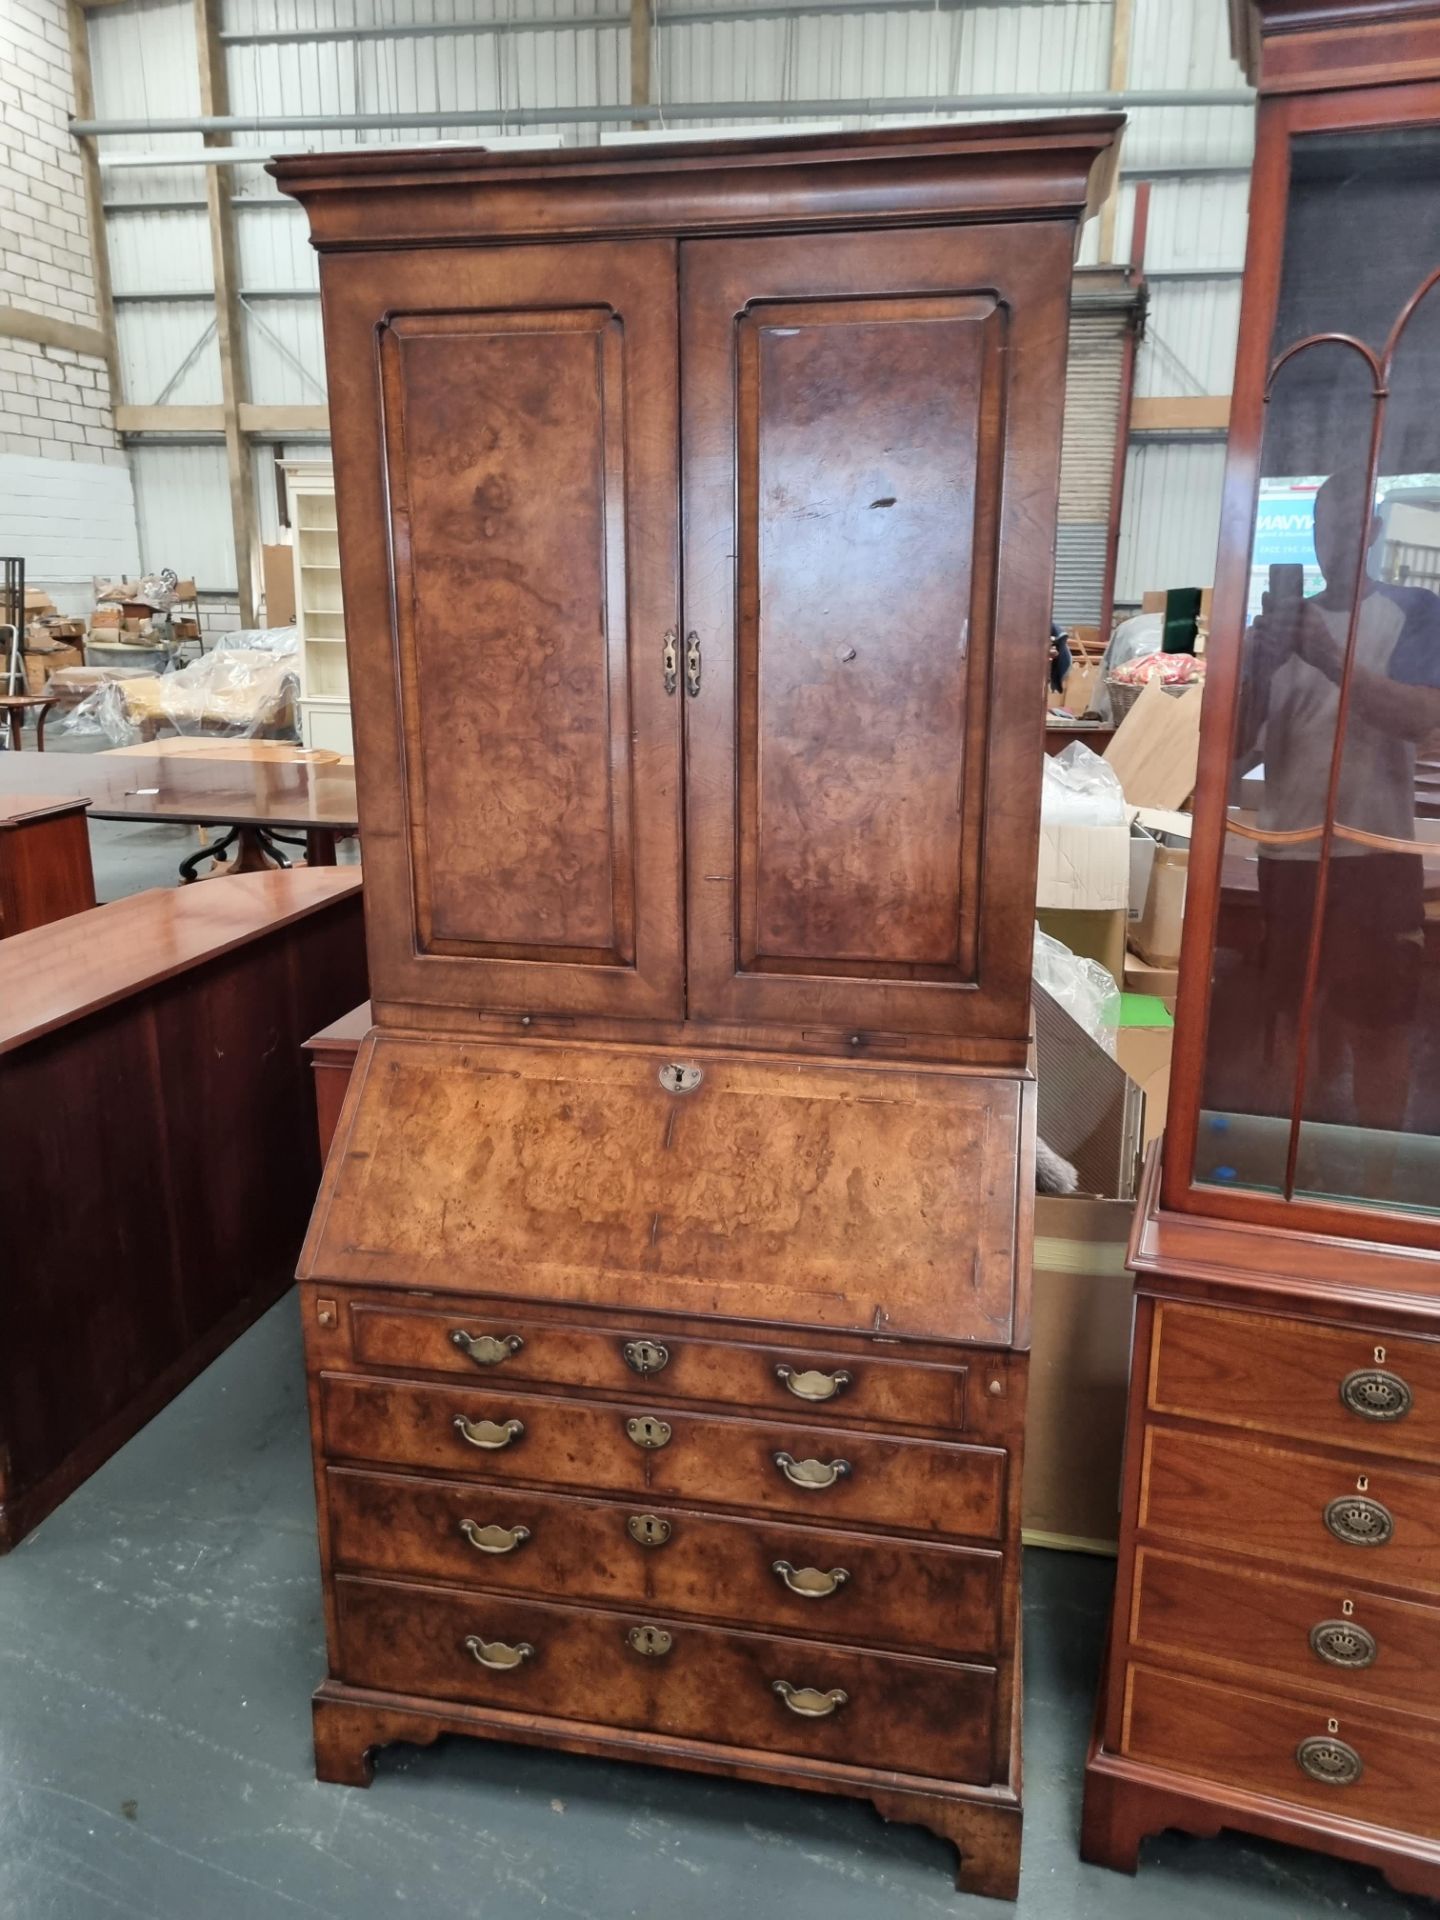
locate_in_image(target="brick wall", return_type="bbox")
[0,0,137,598]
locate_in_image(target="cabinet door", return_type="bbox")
[318,240,683,1021]
[680,227,1073,1051]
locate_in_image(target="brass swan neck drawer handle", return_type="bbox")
[1296,1734,1363,1786]
[776,1365,852,1403]
[459,1519,531,1555]
[774,1451,850,1490]
[773,1680,848,1719]
[772,1561,850,1599]
[453,1415,524,1450]
[1324,1494,1393,1547]
[451,1330,524,1367]
[1340,1367,1412,1422]
[464,1634,534,1672]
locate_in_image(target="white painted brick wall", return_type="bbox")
[0,0,138,586]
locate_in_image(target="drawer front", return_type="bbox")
[334,1573,998,1782]
[1151,1302,1440,1464]
[1131,1546,1440,1718]
[347,1301,968,1431]
[320,1377,1006,1539]
[325,1466,1005,1656]
[1140,1425,1440,1597]
[1122,1661,1440,1841]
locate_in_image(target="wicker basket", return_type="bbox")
[1106,675,1198,722]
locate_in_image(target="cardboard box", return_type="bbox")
[1131,844,1188,968]
[89,606,122,630]
[1036,906,1127,987]
[261,543,298,627]
[1036,814,1130,914]
[1124,952,1179,1002]
[1103,679,1204,810]
[1024,1195,1135,1552]
[1047,658,1101,716]
[1115,995,1175,1147]
[23,645,84,694]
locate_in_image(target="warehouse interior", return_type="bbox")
[2,1,1439,1916]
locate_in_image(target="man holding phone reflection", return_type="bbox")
[1238,466,1440,1134]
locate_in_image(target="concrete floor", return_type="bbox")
[0,729,1428,1918]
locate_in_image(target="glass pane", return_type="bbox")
[1193,125,1440,1215]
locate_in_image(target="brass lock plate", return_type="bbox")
[623,1339,670,1376]
[626,1624,674,1657]
[626,1415,672,1450]
[627,1513,672,1548]
[658,1063,702,1094]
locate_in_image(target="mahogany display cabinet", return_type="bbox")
[1081,2,1440,1901]
[275,118,1122,1899]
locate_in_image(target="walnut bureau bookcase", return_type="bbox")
[274,119,1121,1901]
[1081,3,1440,1903]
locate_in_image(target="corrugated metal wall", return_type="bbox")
[87,0,1251,598]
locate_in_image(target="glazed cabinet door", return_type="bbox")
[680,226,1073,1054]
[318,240,684,1021]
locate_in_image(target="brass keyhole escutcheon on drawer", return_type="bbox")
[626,1415,672,1449]
[775,1365,852,1403]
[773,1680,848,1719]
[1295,1734,1363,1786]
[1324,1494,1394,1547]
[1309,1619,1377,1669]
[464,1635,534,1672]
[453,1415,524,1451]
[772,1561,850,1599]
[627,1513,672,1548]
[623,1339,670,1376]
[450,1330,524,1367]
[459,1519,531,1556]
[1340,1368,1412,1422]
[774,1451,850,1490]
[626,1624,674,1658]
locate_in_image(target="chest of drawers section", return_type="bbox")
[1083,1293,1440,1902]
[303,1281,1026,1891]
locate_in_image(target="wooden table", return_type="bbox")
[0,796,95,935]
[0,746,359,876]
[0,693,58,751]
[0,867,368,1550]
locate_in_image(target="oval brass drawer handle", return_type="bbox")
[459,1519,531,1555]
[774,1451,850,1490]
[464,1634,534,1672]
[1324,1494,1393,1547]
[451,1330,524,1366]
[1309,1619,1377,1669]
[1296,1734,1363,1786]
[773,1680,848,1719]
[776,1365,852,1403]
[1340,1368,1412,1422]
[453,1415,524,1451]
[772,1560,850,1599]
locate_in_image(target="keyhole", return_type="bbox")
[1375,1346,1387,1364]
[1342,1598,1354,1617]
[1357,1475,1369,1493]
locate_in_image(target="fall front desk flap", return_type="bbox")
[300,1034,1027,1344]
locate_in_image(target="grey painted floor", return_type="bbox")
[0,1298,1427,1920]
[1,728,1426,1918]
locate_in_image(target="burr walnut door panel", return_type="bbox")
[680,224,1073,1049]
[317,240,683,1020]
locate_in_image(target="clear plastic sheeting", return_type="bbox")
[57,627,300,748]
[1033,925,1121,1055]
[1041,740,1128,828]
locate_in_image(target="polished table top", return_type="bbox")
[0,745,359,832]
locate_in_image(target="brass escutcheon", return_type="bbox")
[626,1624,674,1658]
[626,1415,672,1450]
[463,1635,533,1672]
[627,1513,672,1549]
[450,1330,524,1367]
[775,1365,852,1403]
[774,1451,850,1490]
[459,1519,531,1556]
[453,1415,524,1451]
[658,1063,702,1094]
[1296,1734,1362,1786]
[772,1680,848,1719]
[772,1561,850,1599]
[623,1339,670,1376]
[1309,1619,1377,1669]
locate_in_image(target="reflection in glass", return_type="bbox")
[1193,128,1440,1217]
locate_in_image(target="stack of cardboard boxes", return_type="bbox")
[20,578,200,696]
